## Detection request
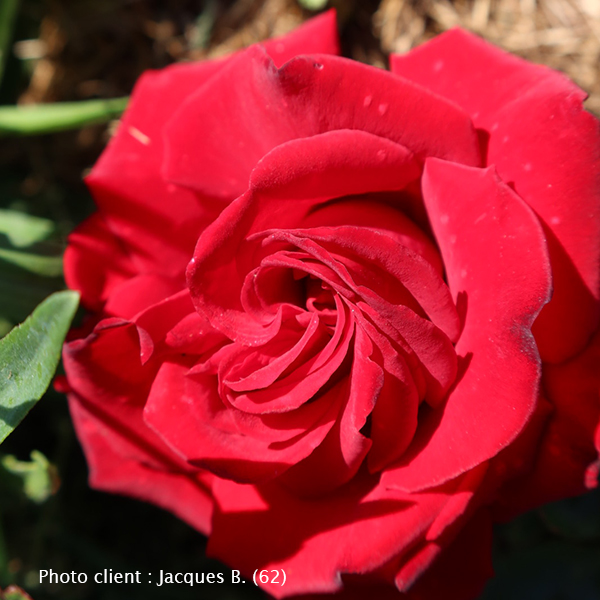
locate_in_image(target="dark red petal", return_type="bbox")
[187,130,422,342]
[208,475,447,598]
[143,361,344,483]
[84,11,340,278]
[279,325,378,495]
[165,311,228,355]
[69,395,213,535]
[384,160,551,492]
[220,313,330,410]
[490,90,600,362]
[63,319,213,531]
[103,274,183,320]
[403,509,493,600]
[354,313,419,471]
[358,302,456,408]
[301,197,444,275]
[390,29,562,133]
[86,59,224,278]
[165,50,480,198]
[391,29,600,362]
[248,130,421,201]
[499,327,600,512]
[64,213,135,312]
[268,226,460,342]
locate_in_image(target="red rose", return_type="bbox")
[62,11,600,599]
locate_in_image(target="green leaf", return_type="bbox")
[0,96,128,137]
[0,0,20,86]
[2,450,58,503]
[0,290,79,444]
[0,209,54,247]
[0,248,62,277]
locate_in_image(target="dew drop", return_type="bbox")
[363,95,372,107]
[378,103,388,116]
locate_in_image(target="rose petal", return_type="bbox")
[400,509,493,600]
[279,325,378,495]
[144,361,345,483]
[69,395,213,535]
[64,213,135,312]
[63,319,213,531]
[103,275,184,320]
[384,159,551,492]
[187,129,424,342]
[391,29,600,362]
[301,197,444,275]
[499,327,600,512]
[86,62,224,278]
[208,475,447,598]
[77,12,340,287]
[165,51,480,198]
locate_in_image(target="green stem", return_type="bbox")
[0,96,129,137]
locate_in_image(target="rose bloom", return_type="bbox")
[61,11,600,599]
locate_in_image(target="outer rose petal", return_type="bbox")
[63,320,214,533]
[83,10,341,281]
[64,213,135,312]
[497,327,600,515]
[403,509,494,600]
[207,472,482,598]
[69,396,213,534]
[164,48,480,199]
[384,160,551,492]
[391,29,600,362]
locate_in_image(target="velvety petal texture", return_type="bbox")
[61,12,600,600]
[391,29,600,363]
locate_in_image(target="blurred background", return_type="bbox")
[0,1,599,599]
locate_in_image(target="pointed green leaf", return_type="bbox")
[0,290,79,444]
[0,209,54,247]
[0,96,128,137]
